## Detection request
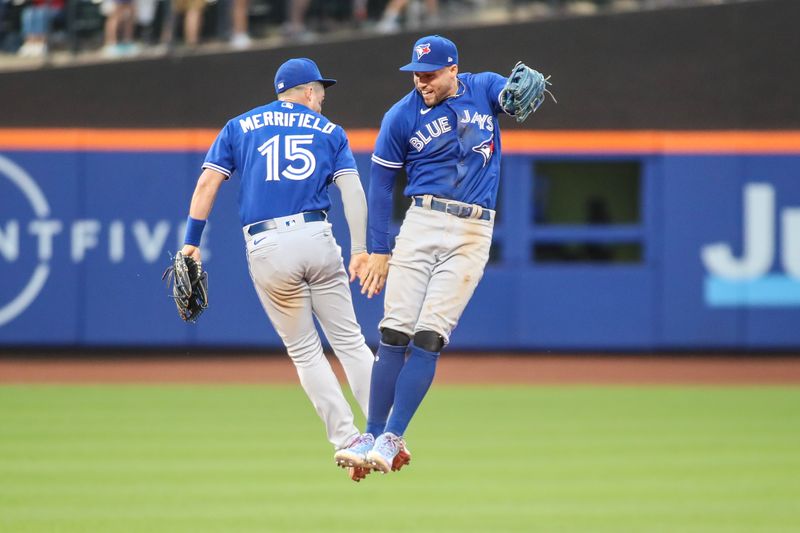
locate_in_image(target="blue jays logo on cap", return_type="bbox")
[414,43,431,60]
[274,58,337,95]
[400,35,458,72]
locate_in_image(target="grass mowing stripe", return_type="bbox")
[1,385,798,532]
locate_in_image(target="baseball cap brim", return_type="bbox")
[319,78,337,87]
[399,62,449,72]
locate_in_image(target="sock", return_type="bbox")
[365,342,408,436]
[384,343,439,437]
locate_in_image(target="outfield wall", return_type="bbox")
[2,1,798,350]
[2,130,799,350]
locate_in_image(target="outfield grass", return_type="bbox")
[1,385,798,532]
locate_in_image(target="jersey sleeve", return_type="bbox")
[474,71,510,116]
[371,107,407,170]
[332,127,359,183]
[202,121,236,178]
[368,162,399,254]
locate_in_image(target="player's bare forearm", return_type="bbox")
[361,253,390,298]
[348,252,369,283]
[188,169,227,220]
[181,169,225,264]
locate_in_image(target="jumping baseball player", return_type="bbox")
[179,58,375,481]
[335,35,552,474]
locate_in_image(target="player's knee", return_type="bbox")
[380,327,410,347]
[285,342,323,368]
[413,330,444,353]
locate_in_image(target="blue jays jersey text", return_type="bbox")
[204,101,358,226]
[371,72,508,209]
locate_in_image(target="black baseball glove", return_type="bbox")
[162,252,208,323]
[500,61,555,123]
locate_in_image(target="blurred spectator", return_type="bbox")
[0,0,7,40]
[101,0,137,56]
[352,0,367,27]
[230,0,251,49]
[282,0,312,41]
[280,0,370,42]
[376,0,438,33]
[162,0,207,46]
[0,0,18,54]
[17,0,63,57]
[135,0,158,44]
[1,0,744,63]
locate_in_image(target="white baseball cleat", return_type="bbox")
[334,433,374,468]
[366,432,406,474]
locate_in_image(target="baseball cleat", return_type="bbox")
[392,445,411,472]
[334,433,374,468]
[348,466,371,483]
[366,432,405,474]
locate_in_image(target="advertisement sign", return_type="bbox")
[2,143,799,350]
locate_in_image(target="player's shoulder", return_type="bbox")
[310,106,334,125]
[382,89,420,124]
[293,102,340,131]
[459,71,506,88]
[308,110,350,146]
[327,120,348,142]
[312,108,342,132]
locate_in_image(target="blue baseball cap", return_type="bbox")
[399,35,458,72]
[274,58,336,94]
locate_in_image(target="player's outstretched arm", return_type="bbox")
[189,169,227,219]
[333,172,369,283]
[181,168,227,264]
[362,162,398,297]
[367,162,398,255]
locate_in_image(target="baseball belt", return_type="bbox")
[413,195,493,221]
[247,210,327,236]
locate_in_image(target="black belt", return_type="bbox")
[413,197,492,221]
[247,210,327,236]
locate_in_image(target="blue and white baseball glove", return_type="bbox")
[500,61,555,123]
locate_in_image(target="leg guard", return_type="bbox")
[413,330,444,353]
[381,327,411,347]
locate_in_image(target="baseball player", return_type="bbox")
[335,35,551,474]
[179,58,374,481]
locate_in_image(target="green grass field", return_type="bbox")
[1,385,798,532]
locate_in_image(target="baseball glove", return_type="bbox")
[162,252,208,323]
[499,61,554,123]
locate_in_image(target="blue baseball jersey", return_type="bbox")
[203,100,358,226]
[371,72,508,209]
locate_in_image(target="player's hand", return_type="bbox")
[348,252,369,283]
[181,244,202,264]
[361,253,390,299]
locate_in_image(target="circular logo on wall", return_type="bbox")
[0,155,51,327]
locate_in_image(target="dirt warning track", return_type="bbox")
[1,354,799,385]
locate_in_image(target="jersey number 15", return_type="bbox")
[258,134,317,181]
